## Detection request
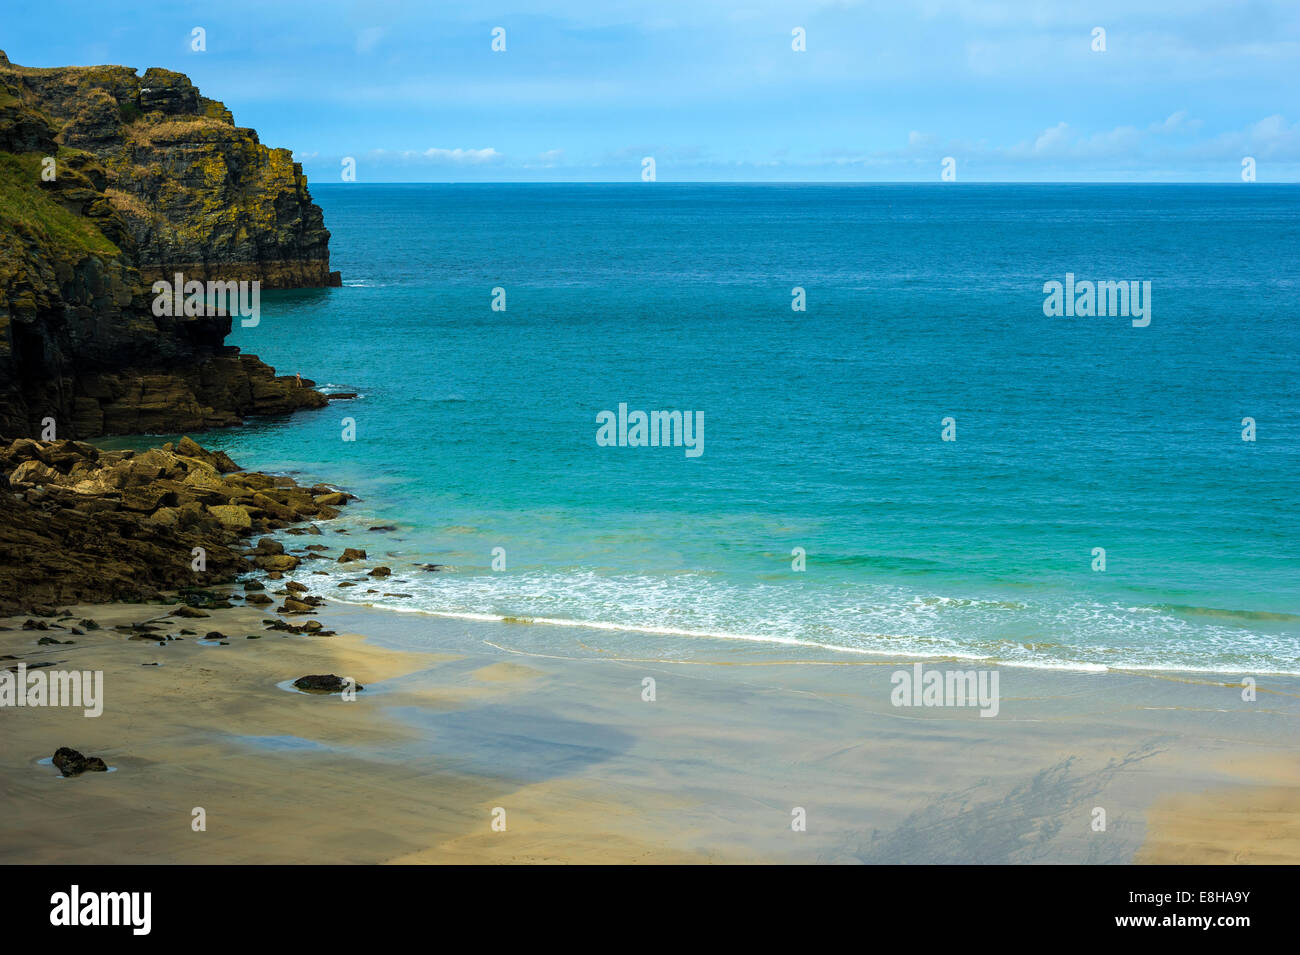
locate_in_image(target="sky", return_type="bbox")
[3,0,1298,182]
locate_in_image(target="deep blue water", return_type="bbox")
[203,183,1297,672]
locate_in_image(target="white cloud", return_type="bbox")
[422,147,500,163]
[365,147,502,164]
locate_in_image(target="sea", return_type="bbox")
[191,183,1297,674]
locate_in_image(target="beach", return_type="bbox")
[2,2,1298,890]
[4,594,1298,864]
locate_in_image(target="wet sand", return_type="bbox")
[2,597,1297,863]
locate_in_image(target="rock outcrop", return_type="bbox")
[0,52,338,288]
[0,51,336,438]
[0,436,353,613]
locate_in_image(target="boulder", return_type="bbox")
[52,747,108,777]
[254,553,299,572]
[292,674,363,693]
[9,460,61,487]
[208,504,253,529]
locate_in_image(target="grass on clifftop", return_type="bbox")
[0,152,120,256]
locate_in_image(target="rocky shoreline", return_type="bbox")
[0,435,353,614]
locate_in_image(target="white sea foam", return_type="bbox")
[285,561,1300,676]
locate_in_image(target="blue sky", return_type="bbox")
[4,0,1298,181]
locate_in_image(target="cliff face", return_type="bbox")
[0,51,333,438]
[1,54,338,288]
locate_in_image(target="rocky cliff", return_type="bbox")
[0,51,335,438]
[0,52,338,288]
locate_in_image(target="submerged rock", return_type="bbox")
[170,606,210,618]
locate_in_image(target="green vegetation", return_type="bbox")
[0,152,120,256]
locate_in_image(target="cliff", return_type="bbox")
[0,52,338,288]
[0,51,336,438]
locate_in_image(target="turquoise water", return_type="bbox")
[204,184,1296,673]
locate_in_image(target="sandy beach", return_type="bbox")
[3,593,1297,864]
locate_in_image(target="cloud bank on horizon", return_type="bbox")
[7,0,1298,182]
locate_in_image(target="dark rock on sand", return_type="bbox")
[292,674,363,693]
[52,746,108,777]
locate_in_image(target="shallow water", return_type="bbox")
[176,183,1297,673]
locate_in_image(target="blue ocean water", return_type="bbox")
[208,184,1296,673]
